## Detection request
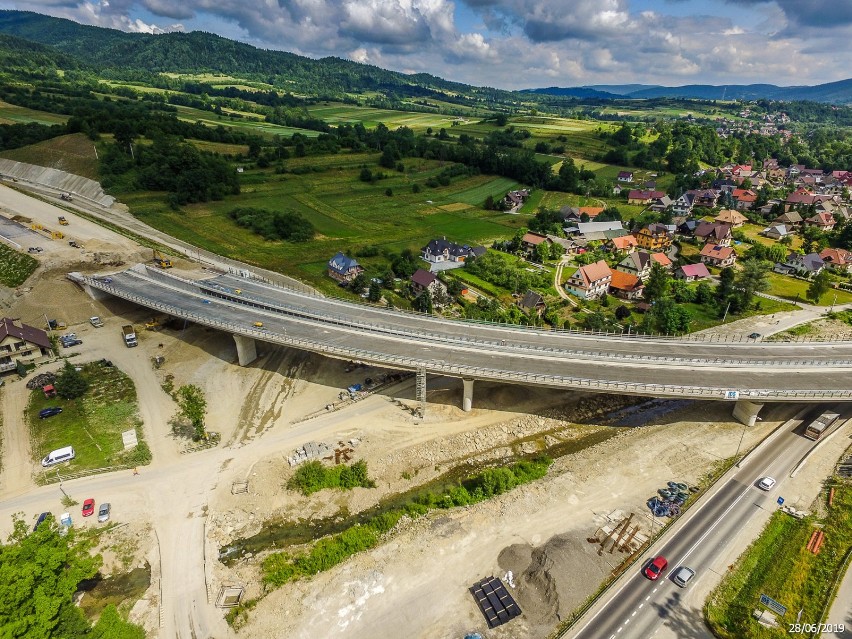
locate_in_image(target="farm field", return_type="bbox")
[172,105,322,138]
[0,100,68,126]
[306,104,463,131]
[124,156,525,288]
[765,272,852,306]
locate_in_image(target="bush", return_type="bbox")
[228,207,315,242]
[287,460,375,495]
[55,361,88,399]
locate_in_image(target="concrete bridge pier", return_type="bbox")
[233,334,258,366]
[81,283,112,302]
[732,399,764,427]
[462,378,474,412]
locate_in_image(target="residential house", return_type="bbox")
[546,235,581,256]
[714,209,748,228]
[565,260,612,300]
[819,247,852,273]
[772,211,803,228]
[785,252,825,277]
[671,192,696,216]
[520,231,552,254]
[617,171,634,183]
[503,189,530,210]
[694,221,733,246]
[579,206,605,219]
[692,189,720,208]
[608,270,644,300]
[761,224,794,240]
[421,238,483,265]
[699,244,737,268]
[650,252,673,270]
[612,184,623,196]
[615,251,656,280]
[627,189,666,206]
[608,234,638,254]
[635,223,672,251]
[804,211,836,232]
[649,195,673,213]
[0,317,50,372]
[567,221,626,240]
[677,220,698,235]
[327,252,364,283]
[411,269,448,300]
[675,263,711,281]
[518,290,547,316]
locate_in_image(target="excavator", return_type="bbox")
[152,249,172,269]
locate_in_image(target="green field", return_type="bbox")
[306,104,462,131]
[0,100,68,126]
[765,272,852,306]
[0,132,101,179]
[172,105,322,138]
[124,156,524,290]
[29,362,149,477]
[0,242,38,287]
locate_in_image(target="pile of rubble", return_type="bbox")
[26,372,56,390]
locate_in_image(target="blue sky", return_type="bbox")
[2,0,850,89]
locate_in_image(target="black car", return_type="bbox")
[39,407,63,419]
[748,332,761,339]
[33,512,50,531]
[61,339,83,348]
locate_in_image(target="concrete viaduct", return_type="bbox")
[72,265,852,426]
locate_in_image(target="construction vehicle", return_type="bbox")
[46,319,66,330]
[59,193,73,201]
[144,317,163,331]
[58,216,69,226]
[69,240,81,248]
[152,249,172,269]
[121,324,138,347]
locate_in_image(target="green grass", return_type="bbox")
[0,243,38,287]
[172,105,322,139]
[765,273,852,306]
[305,103,462,131]
[287,460,376,495]
[29,362,149,476]
[0,100,68,126]
[451,177,519,205]
[705,484,852,639]
[0,132,100,180]
[123,158,518,288]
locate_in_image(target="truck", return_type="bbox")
[89,316,103,328]
[803,411,840,441]
[121,324,138,347]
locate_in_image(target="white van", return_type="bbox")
[42,446,75,467]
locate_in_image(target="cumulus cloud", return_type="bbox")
[2,0,851,88]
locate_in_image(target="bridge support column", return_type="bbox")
[732,400,763,427]
[233,334,257,366]
[81,283,111,301]
[462,378,474,412]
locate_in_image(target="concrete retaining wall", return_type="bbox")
[0,159,114,207]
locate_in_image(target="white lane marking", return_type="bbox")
[638,603,644,609]
[617,627,623,633]
[632,610,638,616]
[645,595,651,601]
[653,588,658,593]
[609,635,616,639]
[678,481,754,566]
[624,619,630,625]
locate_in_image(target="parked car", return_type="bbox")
[82,499,95,517]
[62,339,83,348]
[33,512,50,531]
[643,555,668,581]
[38,407,63,419]
[672,566,695,587]
[27,247,43,254]
[748,332,761,339]
[758,477,776,491]
[97,503,111,523]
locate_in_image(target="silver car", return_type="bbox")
[97,502,111,523]
[673,566,695,587]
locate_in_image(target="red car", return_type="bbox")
[82,498,95,517]
[644,555,668,580]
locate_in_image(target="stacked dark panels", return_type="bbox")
[470,576,522,628]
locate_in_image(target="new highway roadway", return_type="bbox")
[77,265,852,402]
[569,407,847,639]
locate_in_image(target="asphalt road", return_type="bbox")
[569,408,844,639]
[80,266,852,400]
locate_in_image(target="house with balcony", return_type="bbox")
[635,223,672,251]
[327,252,364,283]
[699,244,737,268]
[565,260,612,300]
[0,317,50,372]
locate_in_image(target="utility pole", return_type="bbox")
[722,300,731,323]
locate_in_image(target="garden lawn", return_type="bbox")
[0,243,38,287]
[765,273,852,306]
[28,362,148,477]
[705,484,852,639]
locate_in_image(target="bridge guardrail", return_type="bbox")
[83,276,852,401]
[116,270,852,369]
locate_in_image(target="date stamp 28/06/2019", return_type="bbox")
[788,624,845,634]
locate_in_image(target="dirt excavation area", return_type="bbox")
[213,398,795,639]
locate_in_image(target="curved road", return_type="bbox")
[79,266,852,402]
